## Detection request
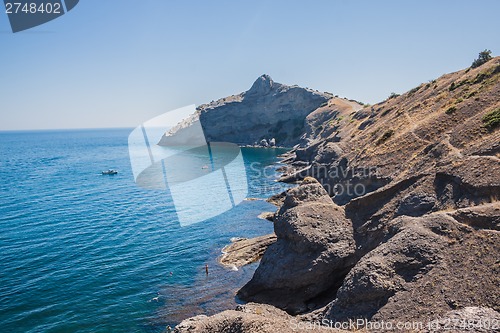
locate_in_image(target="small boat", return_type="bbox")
[102,169,118,175]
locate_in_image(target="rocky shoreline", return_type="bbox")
[174,58,500,332]
[219,234,277,268]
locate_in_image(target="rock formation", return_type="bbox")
[159,74,332,147]
[219,234,277,268]
[238,178,356,314]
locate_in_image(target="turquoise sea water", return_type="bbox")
[0,129,290,333]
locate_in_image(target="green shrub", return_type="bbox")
[482,108,500,130]
[408,86,420,96]
[449,79,469,91]
[445,106,457,115]
[464,90,477,99]
[388,92,400,99]
[471,49,493,68]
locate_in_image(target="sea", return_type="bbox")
[0,128,292,333]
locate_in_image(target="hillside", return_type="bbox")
[175,57,500,332]
[292,56,499,199]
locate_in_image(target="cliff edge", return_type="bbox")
[158,75,338,147]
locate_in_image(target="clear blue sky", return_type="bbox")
[1,0,499,131]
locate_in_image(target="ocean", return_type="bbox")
[0,129,291,333]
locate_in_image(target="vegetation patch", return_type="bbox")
[472,64,500,84]
[408,86,421,96]
[388,92,400,100]
[445,106,457,115]
[348,98,366,106]
[471,49,492,68]
[464,90,477,99]
[449,80,469,91]
[482,108,500,130]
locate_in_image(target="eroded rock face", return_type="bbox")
[324,215,447,322]
[323,212,500,325]
[237,178,356,314]
[447,202,500,230]
[159,75,331,147]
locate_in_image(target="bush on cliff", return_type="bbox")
[482,107,500,130]
[471,49,492,68]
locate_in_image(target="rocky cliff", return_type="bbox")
[158,75,334,147]
[175,57,500,332]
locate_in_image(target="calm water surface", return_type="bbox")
[0,129,291,333]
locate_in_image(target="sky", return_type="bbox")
[0,0,499,131]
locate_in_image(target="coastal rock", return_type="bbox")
[266,191,287,206]
[219,234,277,268]
[314,142,343,164]
[277,165,311,183]
[238,178,356,314]
[257,211,275,222]
[174,303,337,333]
[159,75,331,147]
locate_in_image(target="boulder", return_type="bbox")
[238,179,356,314]
[219,234,277,268]
[396,192,436,217]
